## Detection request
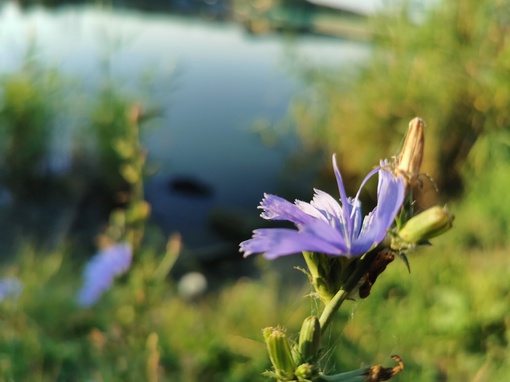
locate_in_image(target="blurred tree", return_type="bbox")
[291,0,510,201]
[0,56,60,200]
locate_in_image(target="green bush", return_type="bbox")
[0,60,62,200]
[452,130,510,247]
[291,0,510,200]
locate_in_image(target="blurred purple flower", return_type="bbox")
[0,277,23,302]
[240,155,405,259]
[77,243,132,307]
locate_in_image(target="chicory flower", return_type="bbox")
[240,155,405,259]
[0,277,23,302]
[77,243,132,307]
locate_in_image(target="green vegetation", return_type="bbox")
[1,233,509,380]
[1,0,510,380]
[0,54,65,200]
[291,0,510,201]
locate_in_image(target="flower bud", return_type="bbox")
[297,316,321,363]
[295,363,316,381]
[396,117,425,187]
[263,327,296,380]
[397,205,454,244]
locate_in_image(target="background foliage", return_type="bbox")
[292,0,510,199]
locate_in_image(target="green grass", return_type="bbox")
[0,232,509,381]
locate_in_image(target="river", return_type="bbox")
[0,1,370,257]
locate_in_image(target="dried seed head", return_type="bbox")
[396,117,425,187]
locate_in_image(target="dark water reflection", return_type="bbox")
[0,1,369,259]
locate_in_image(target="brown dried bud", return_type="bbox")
[365,355,404,381]
[395,117,425,187]
[359,249,395,299]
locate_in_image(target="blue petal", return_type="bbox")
[374,168,405,231]
[301,220,350,254]
[240,228,346,259]
[259,193,316,227]
[77,243,132,307]
[348,198,363,239]
[353,168,405,253]
[332,154,353,239]
[0,277,23,302]
[295,199,329,221]
[310,189,344,227]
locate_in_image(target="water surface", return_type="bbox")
[0,1,370,253]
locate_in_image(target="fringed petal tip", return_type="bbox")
[239,240,254,258]
[379,158,391,167]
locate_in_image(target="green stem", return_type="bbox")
[127,104,147,253]
[318,250,379,333]
[318,288,349,333]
